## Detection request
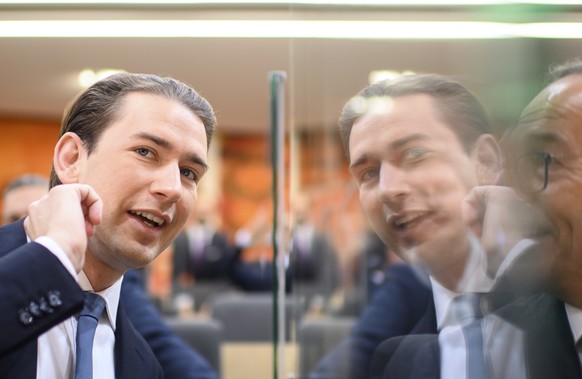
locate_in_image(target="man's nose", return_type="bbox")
[377,163,410,206]
[150,164,183,203]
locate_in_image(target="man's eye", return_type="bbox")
[402,147,428,162]
[181,168,197,182]
[360,168,379,182]
[136,147,152,157]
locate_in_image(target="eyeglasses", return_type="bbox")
[512,152,553,194]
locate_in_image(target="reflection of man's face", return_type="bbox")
[508,75,582,280]
[2,185,47,225]
[348,94,480,278]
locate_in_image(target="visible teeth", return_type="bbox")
[132,211,164,226]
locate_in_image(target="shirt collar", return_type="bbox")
[78,271,122,331]
[430,276,458,330]
[455,233,493,293]
[565,303,582,344]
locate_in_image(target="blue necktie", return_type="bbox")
[75,292,106,379]
[454,293,489,379]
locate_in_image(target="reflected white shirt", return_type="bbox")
[565,303,582,366]
[437,238,536,379]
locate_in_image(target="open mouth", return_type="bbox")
[392,212,429,230]
[129,211,166,228]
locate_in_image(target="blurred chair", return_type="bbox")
[210,293,302,342]
[173,282,237,314]
[165,317,223,374]
[298,317,356,377]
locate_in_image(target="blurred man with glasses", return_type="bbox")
[458,58,582,379]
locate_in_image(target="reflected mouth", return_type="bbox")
[392,212,430,230]
[129,211,166,228]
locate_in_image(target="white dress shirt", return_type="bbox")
[565,303,582,366]
[437,237,536,379]
[32,235,122,379]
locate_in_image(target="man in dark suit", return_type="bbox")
[308,263,434,379]
[1,174,218,379]
[0,72,216,378]
[309,73,505,379]
[372,59,582,379]
[491,58,582,378]
[289,193,340,311]
[172,197,234,286]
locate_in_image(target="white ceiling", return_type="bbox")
[1,3,582,134]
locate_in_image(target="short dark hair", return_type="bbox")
[50,72,216,188]
[338,74,492,158]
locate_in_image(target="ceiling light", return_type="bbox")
[0,0,513,5]
[0,20,517,39]
[78,68,126,87]
[2,20,582,39]
[369,70,416,84]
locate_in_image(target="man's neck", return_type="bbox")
[554,271,582,309]
[83,252,124,292]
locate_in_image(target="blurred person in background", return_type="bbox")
[172,196,234,288]
[2,174,49,225]
[289,193,340,313]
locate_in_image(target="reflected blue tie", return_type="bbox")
[454,293,489,379]
[75,292,106,379]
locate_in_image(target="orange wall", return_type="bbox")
[0,118,364,274]
[0,117,60,210]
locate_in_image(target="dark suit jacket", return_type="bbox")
[122,269,218,379]
[0,220,163,378]
[371,334,439,379]
[309,264,435,379]
[172,228,233,283]
[290,231,340,301]
[371,292,582,379]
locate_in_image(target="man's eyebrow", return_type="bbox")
[132,132,209,172]
[349,133,430,171]
[390,133,430,150]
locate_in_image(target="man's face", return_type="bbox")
[349,94,479,276]
[75,92,208,274]
[507,76,582,279]
[2,185,48,225]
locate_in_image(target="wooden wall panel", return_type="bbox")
[0,118,60,211]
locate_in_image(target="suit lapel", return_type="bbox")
[411,296,438,334]
[378,334,440,379]
[524,294,581,379]
[494,293,582,379]
[114,302,161,379]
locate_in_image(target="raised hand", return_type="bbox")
[24,184,103,272]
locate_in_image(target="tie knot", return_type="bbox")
[80,292,106,321]
[453,292,485,322]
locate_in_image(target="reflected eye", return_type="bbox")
[402,147,428,162]
[360,167,379,182]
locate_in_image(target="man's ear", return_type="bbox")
[53,132,86,184]
[471,134,503,186]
